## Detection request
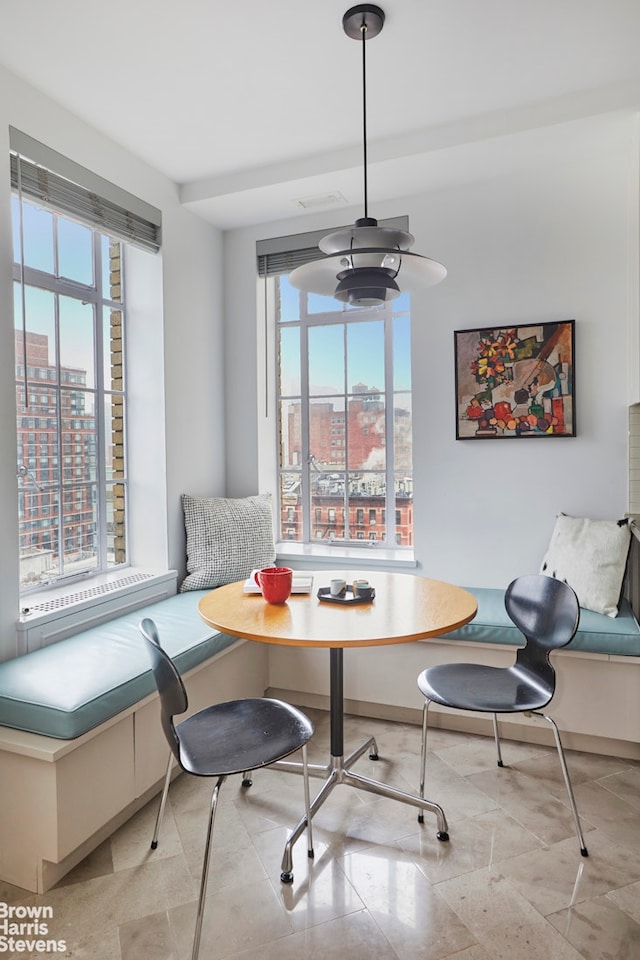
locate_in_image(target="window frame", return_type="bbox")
[12,197,130,594]
[259,233,416,563]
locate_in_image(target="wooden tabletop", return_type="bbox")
[198,571,477,649]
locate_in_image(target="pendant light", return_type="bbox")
[289,4,446,307]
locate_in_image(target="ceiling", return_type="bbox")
[1,0,640,229]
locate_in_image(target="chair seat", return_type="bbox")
[417,663,553,714]
[177,697,314,777]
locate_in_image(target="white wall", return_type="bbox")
[0,66,225,658]
[223,113,639,588]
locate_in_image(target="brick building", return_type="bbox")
[281,383,413,545]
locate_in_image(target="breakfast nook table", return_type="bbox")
[198,570,477,881]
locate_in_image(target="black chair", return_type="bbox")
[416,575,588,857]
[140,618,315,960]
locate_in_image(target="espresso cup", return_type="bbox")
[330,578,347,597]
[355,583,374,600]
[254,566,293,604]
[352,578,373,600]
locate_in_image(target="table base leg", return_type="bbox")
[269,759,331,779]
[279,746,449,883]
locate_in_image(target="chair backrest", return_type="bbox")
[505,574,580,692]
[139,617,188,762]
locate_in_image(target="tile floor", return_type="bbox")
[4,709,640,959]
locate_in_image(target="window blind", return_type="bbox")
[9,128,161,253]
[257,245,324,277]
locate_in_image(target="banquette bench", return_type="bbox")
[0,591,267,893]
[1,573,639,893]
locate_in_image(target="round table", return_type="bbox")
[198,570,477,880]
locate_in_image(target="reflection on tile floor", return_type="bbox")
[6,709,640,959]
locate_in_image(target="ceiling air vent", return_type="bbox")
[295,192,347,210]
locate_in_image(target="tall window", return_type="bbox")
[10,135,160,592]
[260,233,414,550]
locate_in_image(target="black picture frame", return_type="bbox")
[454,320,575,439]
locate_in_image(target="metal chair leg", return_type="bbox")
[418,698,431,824]
[151,752,173,849]
[538,713,589,857]
[191,775,226,960]
[279,744,314,885]
[492,713,504,767]
[301,743,314,858]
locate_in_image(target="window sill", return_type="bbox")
[276,541,416,571]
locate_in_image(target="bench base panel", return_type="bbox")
[268,688,640,762]
[39,772,176,893]
[0,638,267,893]
[266,636,640,761]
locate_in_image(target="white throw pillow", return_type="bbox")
[180,493,276,592]
[540,514,631,617]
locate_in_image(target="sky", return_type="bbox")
[278,274,412,397]
[12,197,115,384]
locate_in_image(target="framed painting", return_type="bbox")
[454,320,575,439]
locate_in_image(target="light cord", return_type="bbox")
[361,19,369,219]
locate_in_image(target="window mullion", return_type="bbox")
[300,317,311,544]
[93,231,107,569]
[342,322,351,541]
[53,290,64,578]
[384,310,397,546]
[12,262,99,304]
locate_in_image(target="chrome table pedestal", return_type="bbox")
[273,647,449,882]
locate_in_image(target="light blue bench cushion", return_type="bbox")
[0,591,239,739]
[442,587,640,657]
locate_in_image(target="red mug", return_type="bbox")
[254,566,293,604]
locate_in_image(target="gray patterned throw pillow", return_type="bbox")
[180,493,276,592]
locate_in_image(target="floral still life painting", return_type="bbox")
[454,320,575,439]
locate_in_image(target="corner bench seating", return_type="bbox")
[0,590,267,893]
[1,577,639,894]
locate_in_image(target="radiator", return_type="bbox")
[16,569,178,654]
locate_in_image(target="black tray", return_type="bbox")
[317,585,375,605]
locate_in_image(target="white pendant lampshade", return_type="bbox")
[289,4,446,306]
